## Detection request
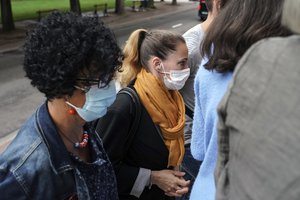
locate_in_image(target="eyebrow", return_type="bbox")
[177,58,188,63]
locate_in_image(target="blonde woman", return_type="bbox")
[96,29,190,199]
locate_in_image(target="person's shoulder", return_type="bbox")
[0,121,47,180]
[260,35,300,45]
[1,131,44,162]
[108,87,138,115]
[183,24,202,35]
[235,36,300,73]
[184,24,205,64]
[244,35,300,59]
[183,24,204,39]
[230,35,300,93]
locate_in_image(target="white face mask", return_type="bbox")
[66,80,116,122]
[160,63,190,90]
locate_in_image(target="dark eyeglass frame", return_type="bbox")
[77,77,107,86]
[76,77,101,85]
[75,77,108,93]
[74,85,91,93]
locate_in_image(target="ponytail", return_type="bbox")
[118,29,147,88]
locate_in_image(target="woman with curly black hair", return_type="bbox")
[0,12,122,200]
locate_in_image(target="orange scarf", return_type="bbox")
[134,68,185,167]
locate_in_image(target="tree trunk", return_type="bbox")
[115,0,124,14]
[172,0,177,5]
[147,0,155,8]
[70,0,81,15]
[0,0,15,32]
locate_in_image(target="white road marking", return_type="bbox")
[172,23,183,28]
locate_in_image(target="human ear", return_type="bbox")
[151,57,162,71]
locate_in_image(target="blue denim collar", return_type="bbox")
[35,102,74,174]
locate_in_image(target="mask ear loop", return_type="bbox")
[159,62,164,72]
[63,95,78,115]
[158,62,169,74]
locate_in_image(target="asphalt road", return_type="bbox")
[0,7,199,139]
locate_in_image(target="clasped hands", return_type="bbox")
[150,169,190,197]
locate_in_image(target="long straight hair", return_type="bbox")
[201,0,292,73]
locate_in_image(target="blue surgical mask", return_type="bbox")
[66,80,116,122]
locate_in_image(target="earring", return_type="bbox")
[68,108,76,115]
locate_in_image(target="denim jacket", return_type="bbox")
[0,102,116,200]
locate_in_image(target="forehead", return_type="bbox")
[166,42,188,60]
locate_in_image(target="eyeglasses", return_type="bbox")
[77,77,108,87]
[76,77,101,85]
[74,85,91,93]
[75,77,108,93]
[75,77,100,93]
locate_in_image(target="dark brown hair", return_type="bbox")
[206,0,230,13]
[202,0,292,73]
[205,0,213,12]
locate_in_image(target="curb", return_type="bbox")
[0,42,24,55]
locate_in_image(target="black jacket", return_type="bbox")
[96,85,173,200]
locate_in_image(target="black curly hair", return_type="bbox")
[24,12,122,100]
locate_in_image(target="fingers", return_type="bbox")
[164,186,189,197]
[175,185,183,191]
[165,191,182,197]
[155,169,190,196]
[173,170,185,177]
[163,182,189,196]
[175,186,189,195]
[164,187,182,197]
[177,179,190,187]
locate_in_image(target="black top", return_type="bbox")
[96,85,173,200]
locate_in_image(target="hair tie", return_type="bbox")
[139,30,147,44]
[137,30,147,65]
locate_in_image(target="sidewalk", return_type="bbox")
[0,0,196,153]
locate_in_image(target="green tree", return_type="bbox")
[70,0,81,15]
[0,0,15,32]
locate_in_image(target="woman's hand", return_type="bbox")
[150,169,190,197]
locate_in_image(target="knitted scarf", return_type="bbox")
[134,68,185,167]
